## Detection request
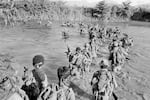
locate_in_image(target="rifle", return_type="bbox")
[65,46,71,57]
[22,66,29,81]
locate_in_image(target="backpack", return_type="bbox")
[57,87,73,100]
[0,77,12,91]
[22,83,40,100]
[96,70,111,93]
[71,54,83,67]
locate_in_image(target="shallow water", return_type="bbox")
[0,22,150,100]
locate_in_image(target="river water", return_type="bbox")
[0,21,150,100]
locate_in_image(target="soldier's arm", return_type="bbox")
[41,74,48,89]
[68,88,76,100]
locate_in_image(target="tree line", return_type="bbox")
[0,0,150,23]
[83,0,150,22]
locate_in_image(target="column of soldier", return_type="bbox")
[0,23,133,100]
[63,23,134,100]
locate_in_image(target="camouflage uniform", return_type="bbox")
[91,59,117,100]
[90,38,97,59]
[70,47,84,75]
[57,85,75,100]
[82,43,92,72]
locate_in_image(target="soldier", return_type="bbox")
[80,28,85,35]
[90,36,97,59]
[70,47,84,73]
[82,43,92,72]
[121,34,133,52]
[91,59,117,100]
[40,76,75,100]
[0,73,29,100]
[22,55,48,100]
[82,43,92,59]
[57,74,75,100]
[32,55,48,92]
[109,39,120,65]
[117,41,128,65]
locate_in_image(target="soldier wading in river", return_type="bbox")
[22,55,48,100]
[91,59,118,100]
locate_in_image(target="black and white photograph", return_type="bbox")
[0,0,149,100]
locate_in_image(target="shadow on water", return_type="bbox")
[70,82,94,100]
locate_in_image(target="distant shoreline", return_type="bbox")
[109,21,150,27]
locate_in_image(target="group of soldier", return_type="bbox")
[0,54,76,100]
[63,22,133,100]
[0,21,133,100]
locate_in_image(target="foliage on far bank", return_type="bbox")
[131,7,150,22]
[84,0,133,22]
[83,0,150,22]
[0,0,150,25]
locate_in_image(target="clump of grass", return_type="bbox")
[0,53,14,69]
[0,53,16,81]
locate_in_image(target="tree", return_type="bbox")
[94,0,111,34]
[111,5,120,18]
[120,1,132,21]
[94,0,110,26]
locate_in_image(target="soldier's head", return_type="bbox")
[99,59,109,69]
[113,41,119,47]
[76,47,81,54]
[33,55,44,69]
[115,27,119,30]
[118,41,123,46]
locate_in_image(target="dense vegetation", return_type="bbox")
[131,7,150,22]
[0,0,150,25]
[83,1,150,22]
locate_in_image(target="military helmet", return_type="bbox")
[114,41,119,47]
[33,55,44,66]
[99,59,109,69]
[76,47,81,52]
